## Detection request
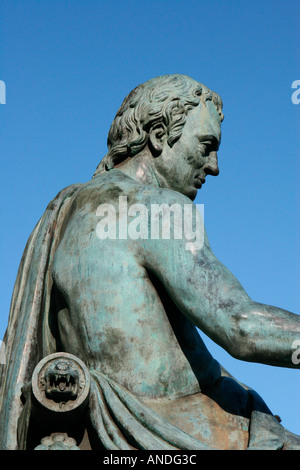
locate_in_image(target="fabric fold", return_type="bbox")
[0,184,82,450]
[89,371,213,450]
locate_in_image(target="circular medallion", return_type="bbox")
[31,352,90,413]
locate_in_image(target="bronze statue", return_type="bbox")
[0,74,299,450]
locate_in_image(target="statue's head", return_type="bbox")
[94,74,224,178]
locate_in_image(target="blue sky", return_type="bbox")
[1,0,299,437]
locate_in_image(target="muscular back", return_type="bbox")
[52,169,221,399]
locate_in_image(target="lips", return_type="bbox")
[194,177,205,188]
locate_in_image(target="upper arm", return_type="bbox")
[139,191,253,352]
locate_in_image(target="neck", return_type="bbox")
[114,151,162,188]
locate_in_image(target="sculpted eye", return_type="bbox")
[198,142,210,156]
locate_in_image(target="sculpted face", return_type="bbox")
[153,99,221,200]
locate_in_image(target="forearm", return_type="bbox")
[227,301,300,368]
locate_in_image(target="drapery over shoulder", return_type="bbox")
[0,184,82,450]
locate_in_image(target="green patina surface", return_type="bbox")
[1,74,299,450]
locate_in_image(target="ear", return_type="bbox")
[148,122,167,156]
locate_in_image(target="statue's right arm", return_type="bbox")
[141,192,300,369]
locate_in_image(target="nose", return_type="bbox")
[204,151,219,176]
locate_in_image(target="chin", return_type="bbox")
[184,187,198,201]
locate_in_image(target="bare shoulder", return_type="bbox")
[133,183,197,209]
[70,169,197,210]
